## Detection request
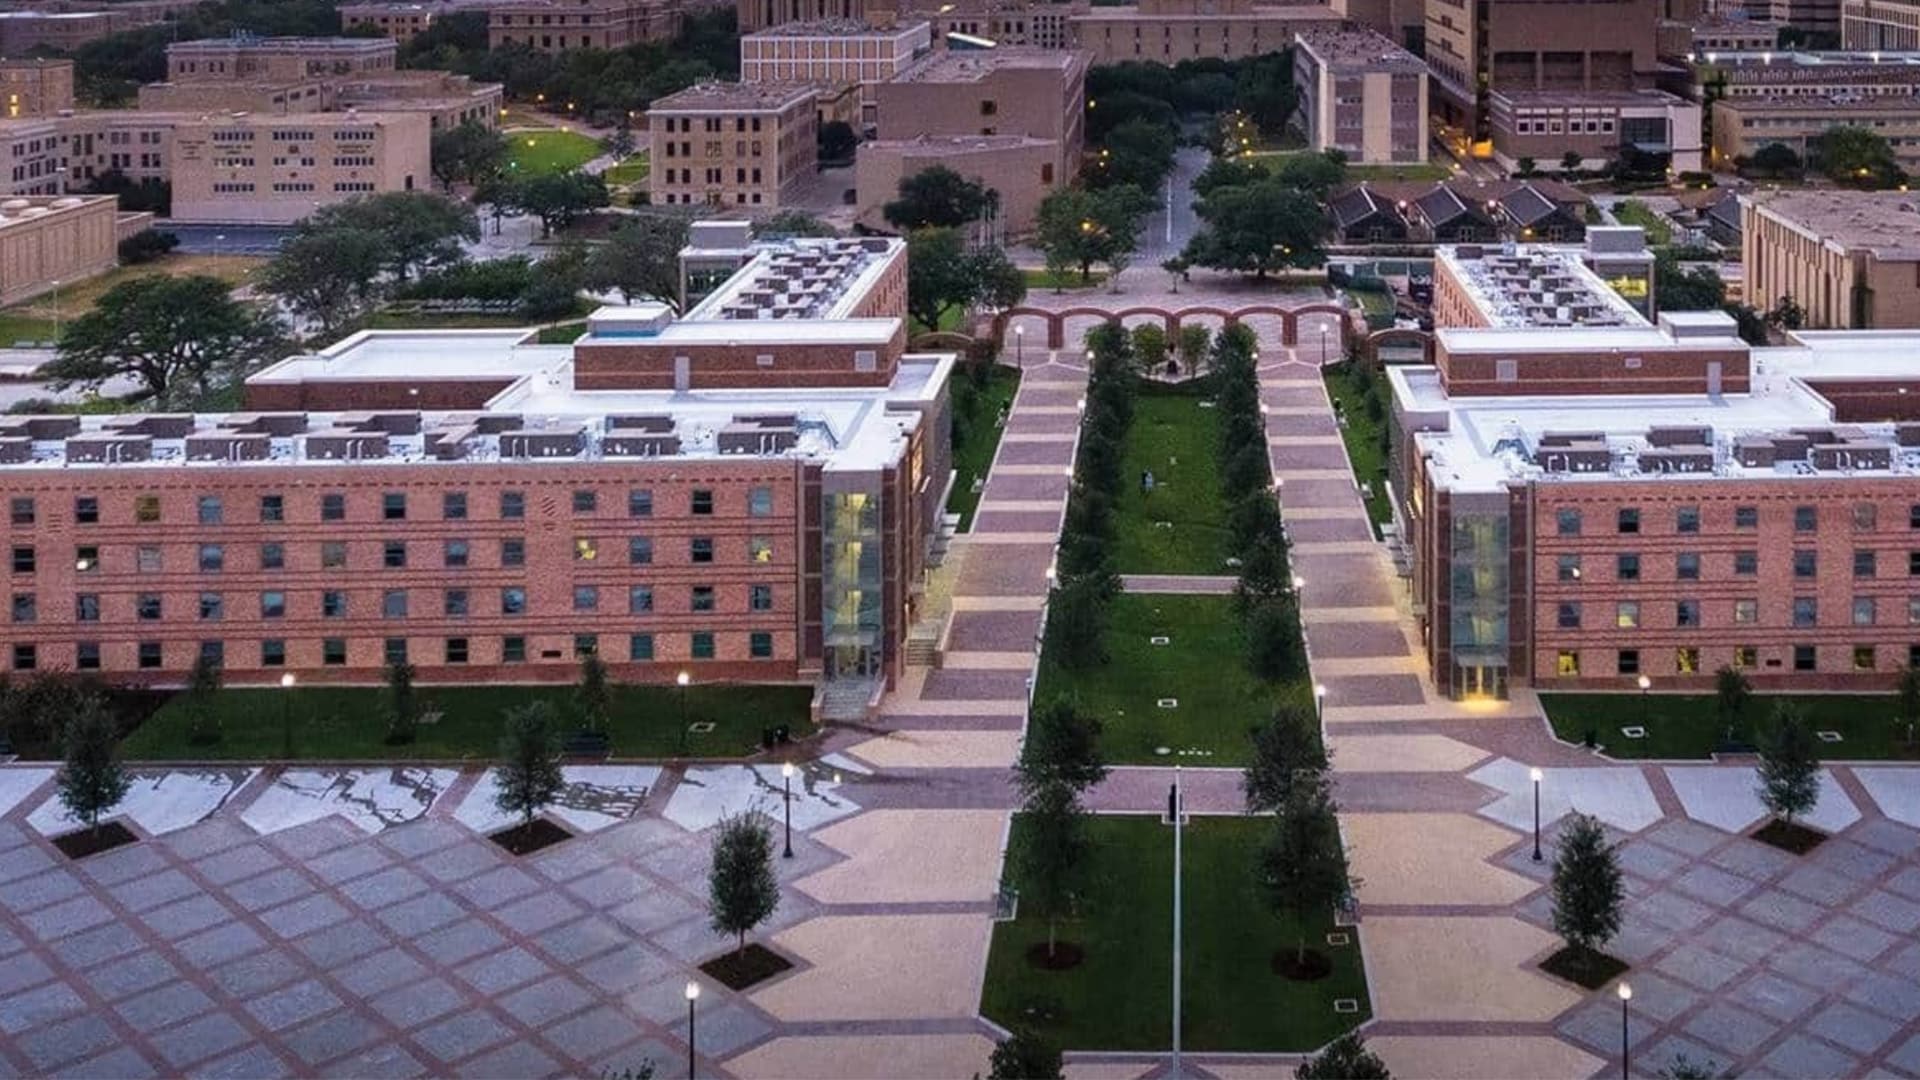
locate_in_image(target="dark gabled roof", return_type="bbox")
[1328,185,1406,230]
[1498,183,1562,227]
[1705,191,1742,230]
[1415,183,1488,227]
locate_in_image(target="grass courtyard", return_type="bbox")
[118,683,815,763]
[0,254,266,347]
[947,363,1021,530]
[1321,363,1393,531]
[1112,382,1234,575]
[602,153,650,187]
[1541,692,1920,760]
[1035,593,1310,766]
[505,129,600,175]
[982,814,1369,1052]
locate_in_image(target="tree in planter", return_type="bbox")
[494,701,565,831]
[57,695,129,838]
[1258,784,1353,971]
[1514,156,1536,178]
[1296,1033,1391,1080]
[1015,778,1089,962]
[1756,703,1821,831]
[1245,598,1304,682]
[1244,705,1330,814]
[385,660,419,745]
[1657,1054,1720,1080]
[708,810,781,958]
[1178,324,1212,374]
[1015,698,1109,798]
[1161,255,1189,295]
[1130,323,1168,376]
[1898,665,1920,748]
[574,652,613,733]
[988,1030,1064,1080]
[1549,813,1624,975]
[184,651,223,747]
[1713,665,1751,746]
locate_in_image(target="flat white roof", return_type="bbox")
[1438,243,1648,329]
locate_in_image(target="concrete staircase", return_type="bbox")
[820,677,878,723]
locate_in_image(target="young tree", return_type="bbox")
[44,276,282,407]
[1561,150,1584,174]
[1898,665,1920,747]
[184,650,223,747]
[574,652,612,733]
[494,701,565,830]
[987,1031,1064,1080]
[1657,1053,1720,1080]
[1549,813,1624,964]
[1161,255,1189,295]
[260,227,388,337]
[1043,570,1118,670]
[1259,785,1353,966]
[57,695,129,838]
[1713,665,1751,744]
[707,810,781,957]
[604,122,636,160]
[1514,156,1536,177]
[584,214,691,307]
[1178,324,1213,374]
[385,660,418,745]
[818,119,857,163]
[1757,703,1821,829]
[1296,1033,1391,1080]
[1015,698,1109,798]
[884,165,994,231]
[1130,323,1168,375]
[1244,705,1329,814]
[1015,779,1089,960]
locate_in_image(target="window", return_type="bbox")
[444,589,468,617]
[260,494,284,522]
[1734,551,1759,576]
[1617,554,1640,581]
[445,638,469,664]
[382,541,407,569]
[1675,647,1700,674]
[1676,553,1700,580]
[1617,508,1640,534]
[574,585,598,611]
[321,541,347,569]
[748,487,773,517]
[1557,602,1581,629]
[382,492,406,520]
[1793,597,1817,627]
[1795,505,1817,532]
[691,586,715,612]
[629,633,654,661]
[691,631,715,659]
[1735,646,1757,669]
[73,497,97,525]
[573,489,597,514]
[1794,645,1816,671]
[199,544,224,573]
[1676,506,1700,534]
[323,639,347,666]
[503,636,526,663]
[260,543,284,570]
[501,491,525,519]
[322,493,346,521]
[1676,600,1700,627]
[139,642,162,670]
[749,537,772,564]
[1616,602,1640,629]
[9,593,32,623]
[629,537,653,565]
[76,642,99,670]
[383,590,408,618]
[444,540,469,567]
[1855,550,1878,578]
[324,591,349,618]
[629,490,653,517]
[1793,550,1817,578]
[1855,597,1877,626]
[9,546,32,574]
[262,639,286,667]
[750,632,773,658]
[1736,505,1759,529]
[1556,508,1581,536]
[1618,649,1640,675]
[1854,645,1877,671]
[10,643,33,671]
[1557,651,1580,676]
[575,538,598,562]
[1912,503,1920,529]
[502,539,525,567]
[1854,502,1878,531]
[691,538,714,564]
[197,495,222,525]
[501,587,526,615]
[1557,555,1581,582]
[262,591,286,618]
[135,495,160,523]
[1735,599,1758,624]
[76,594,98,622]
[384,638,408,666]
[136,546,160,574]
[574,634,597,658]
[443,492,467,520]
[692,489,714,515]
[198,592,222,621]
[750,585,773,611]
[137,593,161,620]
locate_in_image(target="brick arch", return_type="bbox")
[990,301,1351,352]
[1368,327,1433,365]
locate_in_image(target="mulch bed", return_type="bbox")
[1024,941,1086,971]
[700,943,795,991]
[1753,819,1826,855]
[486,818,573,855]
[1272,948,1334,982]
[1540,945,1629,990]
[53,821,139,860]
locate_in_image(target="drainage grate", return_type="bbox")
[1817,730,1843,743]
[1333,998,1360,1014]
[688,722,716,734]
[1620,726,1647,739]
[1157,698,1178,709]
[1326,932,1351,947]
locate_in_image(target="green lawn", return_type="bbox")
[1345,161,1452,182]
[1035,594,1310,765]
[119,683,815,762]
[1612,200,1673,246]
[947,364,1021,530]
[1113,383,1234,575]
[982,814,1369,1052]
[506,129,600,175]
[910,304,967,336]
[1321,363,1391,531]
[0,310,58,346]
[602,153,650,186]
[536,320,589,344]
[1542,692,1920,760]
[366,310,531,331]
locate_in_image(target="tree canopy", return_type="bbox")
[1549,813,1624,957]
[431,120,509,191]
[1035,185,1153,285]
[261,227,388,337]
[904,228,1025,331]
[885,166,997,231]
[494,701,565,829]
[708,811,781,955]
[1183,178,1328,278]
[585,214,692,308]
[57,694,129,835]
[1757,702,1821,826]
[1811,126,1906,188]
[45,275,281,408]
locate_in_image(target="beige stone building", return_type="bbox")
[0,8,151,54]
[0,58,71,119]
[140,70,502,134]
[873,47,1086,173]
[857,133,1059,232]
[1294,28,1428,164]
[1742,190,1920,329]
[340,0,506,42]
[1845,0,1920,48]
[0,194,130,306]
[648,81,819,210]
[741,18,931,123]
[736,0,874,33]
[486,0,683,51]
[929,0,1083,48]
[1066,0,1339,64]
[1710,93,1920,170]
[164,36,401,81]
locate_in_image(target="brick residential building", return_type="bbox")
[0,232,953,694]
[647,81,820,211]
[1293,27,1429,165]
[1741,189,1920,330]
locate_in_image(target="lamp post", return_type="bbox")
[676,670,691,754]
[1313,683,1327,723]
[1617,981,1632,1080]
[1637,674,1651,724]
[1530,767,1544,862]
[1292,575,1306,596]
[1014,324,1025,366]
[781,760,795,858]
[1319,324,1329,365]
[279,672,296,760]
[684,980,700,1079]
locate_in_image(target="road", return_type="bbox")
[1135,145,1208,266]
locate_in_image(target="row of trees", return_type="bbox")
[1211,325,1303,682]
[1046,322,1134,669]
[1086,52,1298,145]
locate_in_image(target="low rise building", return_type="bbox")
[648,81,820,211]
[340,0,506,42]
[1742,189,1920,328]
[0,194,130,306]
[1487,88,1703,172]
[165,35,401,81]
[857,133,1060,233]
[1709,92,1920,170]
[1329,179,1592,245]
[485,0,683,51]
[1066,0,1339,63]
[1672,13,1781,53]
[929,0,1083,48]
[0,8,134,53]
[1293,27,1428,165]
[872,46,1085,175]
[740,18,932,124]
[0,58,70,118]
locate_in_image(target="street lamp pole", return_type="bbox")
[676,670,691,754]
[1313,683,1327,724]
[1530,767,1544,862]
[1637,674,1651,724]
[684,980,700,1080]
[1617,981,1632,1080]
[279,672,295,760]
[1170,764,1183,1080]
[781,760,795,858]
[1015,325,1025,366]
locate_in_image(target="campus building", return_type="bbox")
[1709,93,1920,170]
[1065,0,1339,64]
[0,58,71,118]
[485,0,684,51]
[0,194,140,307]
[647,81,820,210]
[1741,189,1920,329]
[1293,27,1429,165]
[1392,238,1920,697]
[1846,0,1920,48]
[340,0,507,42]
[0,232,952,694]
[740,18,932,124]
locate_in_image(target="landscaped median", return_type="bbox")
[1112,380,1234,575]
[946,363,1022,530]
[982,815,1369,1052]
[1541,691,1920,760]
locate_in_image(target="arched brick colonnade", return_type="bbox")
[1368,327,1434,365]
[992,302,1351,350]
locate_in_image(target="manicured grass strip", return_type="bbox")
[602,153,650,187]
[505,129,600,175]
[120,683,814,762]
[1321,364,1392,530]
[1540,692,1920,760]
[1612,200,1673,246]
[1112,382,1233,575]
[1034,593,1310,766]
[947,364,1021,530]
[982,814,1369,1052]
